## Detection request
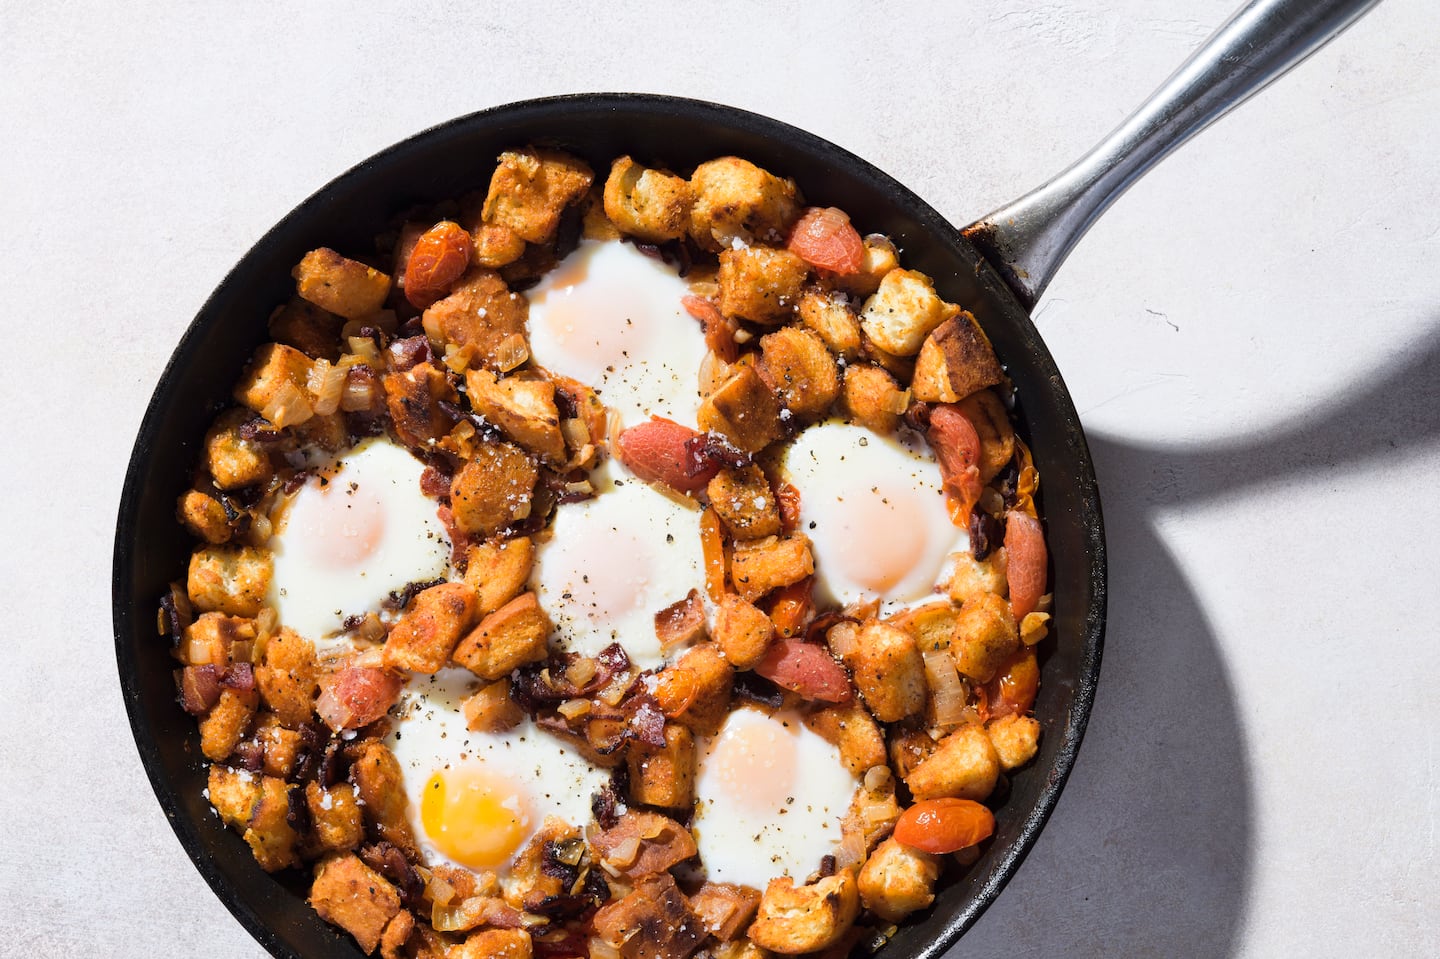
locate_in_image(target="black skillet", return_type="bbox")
[112,1,1375,955]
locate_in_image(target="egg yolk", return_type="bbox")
[285,478,387,567]
[420,767,529,869]
[827,482,929,593]
[708,714,799,815]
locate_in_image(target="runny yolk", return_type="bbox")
[710,715,799,815]
[828,483,927,593]
[420,767,529,869]
[287,477,386,567]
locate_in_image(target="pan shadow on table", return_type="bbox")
[955,324,1440,958]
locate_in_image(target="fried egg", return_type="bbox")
[265,438,450,649]
[692,707,858,886]
[532,462,708,669]
[525,238,707,429]
[782,421,966,612]
[387,669,612,875]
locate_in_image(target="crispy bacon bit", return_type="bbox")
[282,470,313,495]
[591,811,698,878]
[419,465,451,500]
[682,430,751,471]
[592,781,623,829]
[817,854,837,878]
[597,643,631,674]
[291,721,331,782]
[754,638,852,704]
[178,665,221,715]
[969,508,1004,561]
[629,696,668,748]
[158,584,192,642]
[655,589,707,652]
[230,739,265,773]
[383,576,446,612]
[220,661,256,692]
[775,481,802,534]
[318,739,345,788]
[616,417,723,494]
[435,504,474,568]
[683,294,741,363]
[315,666,403,731]
[533,928,594,959]
[386,335,433,373]
[732,671,785,709]
[359,842,426,911]
[286,783,313,834]
[238,417,288,444]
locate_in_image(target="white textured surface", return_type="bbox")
[2,1,1437,956]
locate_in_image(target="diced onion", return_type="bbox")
[494,333,529,372]
[608,837,641,868]
[835,826,868,868]
[306,359,346,416]
[1020,611,1051,646]
[560,417,590,449]
[882,387,912,416]
[589,937,622,959]
[825,621,859,659]
[261,381,314,428]
[340,372,376,412]
[557,698,592,720]
[924,650,969,728]
[346,337,381,365]
[187,637,217,666]
[566,657,598,688]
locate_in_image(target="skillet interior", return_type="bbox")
[113,93,1105,959]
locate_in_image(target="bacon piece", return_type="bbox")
[179,664,222,715]
[315,666,403,731]
[753,638,852,704]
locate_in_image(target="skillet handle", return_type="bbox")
[961,0,1380,312]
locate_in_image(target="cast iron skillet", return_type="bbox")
[113,1,1374,956]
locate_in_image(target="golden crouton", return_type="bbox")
[840,621,926,722]
[452,929,532,959]
[259,719,303,778]
[309,853,402,954]
[593,872,703,959]
[804,703,886,776]
[348,739,417,857]
[707,465,781,541]
[177,489,232,544]
[234,342,315,427]
[482,147,594,245]
[951,592,1020,683]
[204,410,272,490]
[832,234,900,299]
[987,713,1041,770]
[627,723,696,809]
[712,593,775,669]
[462,536,534,614]
[717,246,809,324]
[452,591,551,681]
[689,156,801,251]
[748,870,860,954]
[729,533,814,603]
[840,364,907,435]
[382,582,479,674]
[305,781,364,855]
[945,552,1008,608]
[857,837,941,923]
[843,774,902,855]
[268,296,343,361]
[905,723,1000,802]
[255,627,317,728]
[797,289,863,358]
[245,775,301,872]
[689,882,762,941]
[381,360,456,449]
[886,600,960,656]
[421,269,529,372]
[449,441,538,537]
[698,361,785,454]
[758,327,840,420]
[379,911,415,959]
[182,610,253,668]
[604,156,695,242]
[957,388,1016,482]
[291,410,348,453]
[187,545,272,617]
[462,678,524,733]
[859,269,961,357]
[470,222,527,269]
[293,248,392,320]
[464,368,565,463]
[652,642,733,735]
[910,313,1005,405]
[207,764,261,830]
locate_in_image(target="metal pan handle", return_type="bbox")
[962,0,1380,311]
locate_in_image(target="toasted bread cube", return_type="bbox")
[957,388,1016,483]
[841,621,926,722]
[859,269,961,357]
[268,296,343,361]
[462,678,524,733]
[182,611,253,668]
[911,313,1004,404]
[804,703,886,776]
[255,627,318,728]
[233,342,315,427]
[689,156,801,251]
[698,363,785,454]
[449,441,539,537]
[593,872,703,959]
[293,249,391,320]
[304,781,364,855]
[470,222,527,268]
[729,533,814,603]
[421,269,529,371]
[843,774,902,854]
[797,289,863,358]
[749,871,859,954]
[208,764,261,830]
[379,911,415,959]
[945,552,1008,607]
[987,713,1041,770]
[464,369,565,463]
[453,591,551,681]
[381,360,457,449]
[291,410,348,453]
[310,853,402,954]
[758,326,840,420]
[628,723,696,809]
[857,837,941,923]
[717,246,808,324]
[840,364,906,435]
[244,776,301,872]
[259,719,303,778]
[652,642,733,735]
[591,810,699,879]
[905,723,1000,802]
[887,600,960,655]
[462,536,534,614]
[833,234,900,298]
[951,592,1020,683]
[707,465,781,541]
[178,489,232,544]
[712,594,775,670]
[482,147,593,245]
[204,410,272,490]
[348,740,416,857]
[604,156,695,242]
[690,882,762,941]
[382,582,479,674]
[453,929,532,959]
[188,545,272,617]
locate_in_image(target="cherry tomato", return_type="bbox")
[786,206,864,274]
[767,577,814,638]
[754,637,852,703]
[615,416,720,493]
[775,481,802,534]
[981,648,1039,721]
[682,294,740,363]
[926,404,983,520]
[1005,510,1048,620]
[893,798,996,854]
[404,220,471,308]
